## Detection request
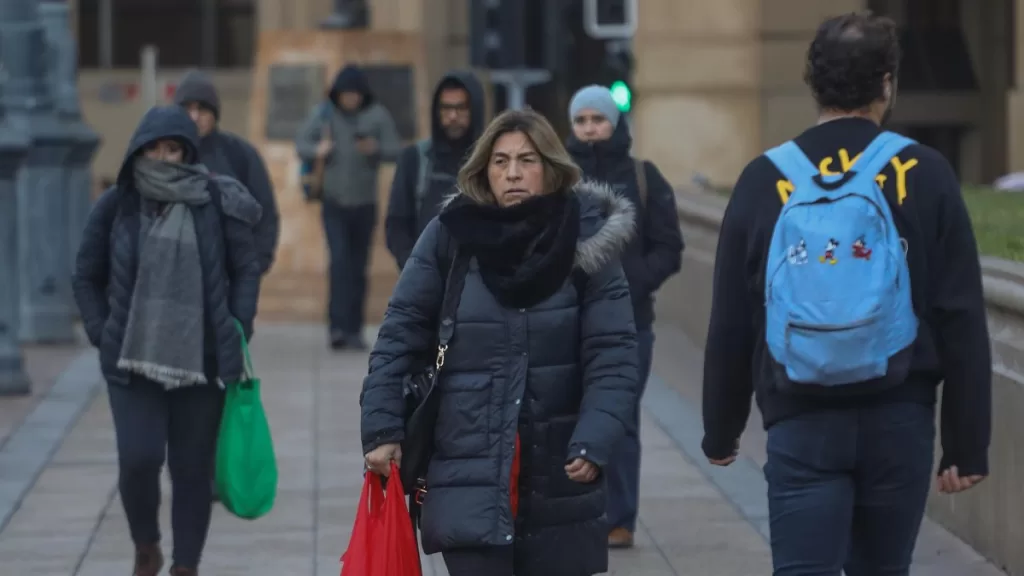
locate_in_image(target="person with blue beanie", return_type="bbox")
[566,84,684,549]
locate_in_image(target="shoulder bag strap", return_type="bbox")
[434,248,470,369]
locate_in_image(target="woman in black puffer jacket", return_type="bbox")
[360,109,640,576]
[72,106,262,576]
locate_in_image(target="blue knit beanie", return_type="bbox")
[569,85,621,127]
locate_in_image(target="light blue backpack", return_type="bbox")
[763,131,918,392]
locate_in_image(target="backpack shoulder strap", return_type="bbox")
[634,158,648,208]
[850,131,916,185]
[415,139,433,202]
[764,140,820,192]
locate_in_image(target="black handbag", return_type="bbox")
[400,245,470,509]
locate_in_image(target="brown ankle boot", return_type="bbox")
[168,567,197,576]
[133,543,164,576]
[608,527,635,549]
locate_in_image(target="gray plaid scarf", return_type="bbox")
[118,157,212,389]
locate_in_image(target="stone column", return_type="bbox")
[1,0,76,344]
[38,0,101,281]
[0,18,32,393]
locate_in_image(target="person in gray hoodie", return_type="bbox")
[295,64,402,350]
[173,69,280,276]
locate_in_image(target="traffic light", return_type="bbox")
[583,0,638,39]
[609,80,632,113]
[469,0,526,69]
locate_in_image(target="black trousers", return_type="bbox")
[107,379,224,570]
[442,545,515,576]
[321,201,376,336]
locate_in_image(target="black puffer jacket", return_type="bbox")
[361,181,639,576]
[568,120,684,329]
[72,106,262,387]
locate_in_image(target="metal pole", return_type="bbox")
[0,2,34,392]
[489,69,552,111]
[5,0,76,344]
[39,0,101,282]
[140,45,158,108]
[98,0,113,68]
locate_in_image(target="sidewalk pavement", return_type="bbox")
[0,322,1006,575]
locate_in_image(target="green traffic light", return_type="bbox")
[610,80,632,112]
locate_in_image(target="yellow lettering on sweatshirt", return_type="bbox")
[773,149,918,206]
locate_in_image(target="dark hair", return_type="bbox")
[804,12,901,111]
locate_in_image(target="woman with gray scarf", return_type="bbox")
[72,106,263,576]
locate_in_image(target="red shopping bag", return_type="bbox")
[340,471,383,576]
[341,462,422,576]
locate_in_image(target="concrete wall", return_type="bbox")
[667,190,1024,574]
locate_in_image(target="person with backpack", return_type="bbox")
[71,106,263,576]
[295,64,402,350]
[701,12,992,575]
[566,84,683,549]
[361,109,640,576]
[384,70,485,270]
[174,69,280,277]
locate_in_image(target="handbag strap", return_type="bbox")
[232,319,255,381]
[434,247,471,370]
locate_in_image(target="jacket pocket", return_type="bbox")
[546,415,602,498]
[433,373,494,459]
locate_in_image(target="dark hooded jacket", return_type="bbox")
[384,71,486,269]
[568,119,684,329]
[361,181,640,576]
[71,106,263,387]
[295,65,402,207]
[173,69,280,275]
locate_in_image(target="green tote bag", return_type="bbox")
[215,321,278,519]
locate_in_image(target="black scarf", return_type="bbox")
[440,191,581,309]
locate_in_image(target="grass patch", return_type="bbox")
[695,185,1024,261]
[963,186,1024,262]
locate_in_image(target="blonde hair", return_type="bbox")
[456,109,582,205]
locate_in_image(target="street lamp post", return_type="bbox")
[38,1,101,280]
[0,4,33,394]
[3,0,77,344]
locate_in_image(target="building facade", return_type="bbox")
[73,0,1021,188]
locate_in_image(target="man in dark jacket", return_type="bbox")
[566,85,684,549]
[295,65,402,350]
[702,13,991,574]
[385,70,485,270]
[174,69,280,276]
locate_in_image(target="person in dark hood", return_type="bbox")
[295,64,402,350]
[384,70,485,270]
[566,85,684,549]
[72,106,263,576]
[174,69,279,276]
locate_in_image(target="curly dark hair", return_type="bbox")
[804,12,901,111]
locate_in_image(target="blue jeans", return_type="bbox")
[606,328,655,532]
[321,202,376,336]
[765,402,935,576]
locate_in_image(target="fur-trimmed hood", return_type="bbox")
[573,178,636,274]
[441,178,636,275]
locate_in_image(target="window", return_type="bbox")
[77,0,254,69]
[869,0,979,91]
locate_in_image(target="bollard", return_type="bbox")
[0,17,33,394]
[38,1,101,282]
[1,0,77,344]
